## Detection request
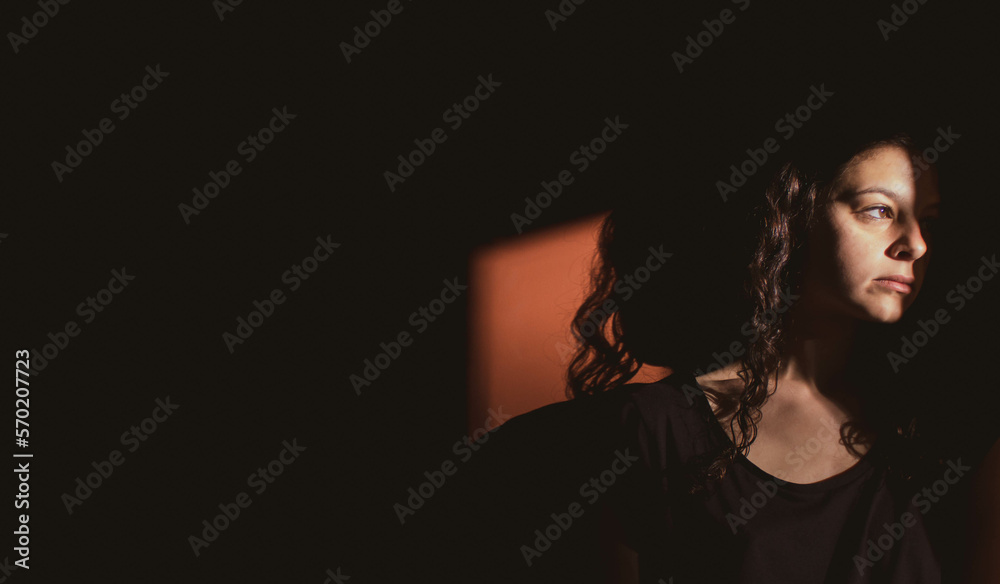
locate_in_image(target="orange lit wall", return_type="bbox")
[468,214,670,433]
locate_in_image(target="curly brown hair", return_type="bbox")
[566,130,944,495]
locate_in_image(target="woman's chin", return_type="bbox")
[861,301,907,324]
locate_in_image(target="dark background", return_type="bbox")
[3,0,998,582]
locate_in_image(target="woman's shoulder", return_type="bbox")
[614,372,723,449]
[619,371,710,416]
[500,373,703,425]
[490,372,715,454]
[610,372,726,473]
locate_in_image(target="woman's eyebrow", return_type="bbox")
[852,187,902,202]
[851,186,942,214]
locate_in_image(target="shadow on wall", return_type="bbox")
[467,213,670,434]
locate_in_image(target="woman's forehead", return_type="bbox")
[833,145,941,208]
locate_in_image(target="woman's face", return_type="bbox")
[801,144,942,323]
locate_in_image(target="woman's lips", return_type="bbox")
[874,278,912,293]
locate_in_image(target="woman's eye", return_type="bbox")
[862,205,893,220]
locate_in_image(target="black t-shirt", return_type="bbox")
[608,371,942,584]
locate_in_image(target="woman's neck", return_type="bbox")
[777,305,861,403]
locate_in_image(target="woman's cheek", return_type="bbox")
[830,227,864,285]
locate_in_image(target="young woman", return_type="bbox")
[567,121,953,582]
